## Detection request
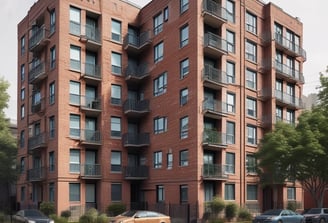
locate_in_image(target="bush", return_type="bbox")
[60,210,71,218]
[40,202,56,217]
[0,212,5,223]
[49,214,68,223]
[79,214,94,223]
[86,208,98,223]
[287,201,297,211]
[225,202,238,221]
[208,197,225,215]
[238,207,252,221]
[96,214,108,223]
[208,218,225,223]
[106,203,126,217]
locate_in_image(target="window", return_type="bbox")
[49,116,55,138]
[21,187,25,202]
[226,61,235,84]
[111,117,121,137]
[180,150,188,166]
[70,45,81,71]
[226,152,235,174]
[153,13,163,35]
[247,185,258,200]
[180,0,189,13]
[49,183,55,202]
[287,187,296,200]
[153,72,167,96]
[157,185,165,202]
[226,30,235,53]
[180,185,188,203]
[70,149,80,173]
[50,46,56,69]
[246,97,257,117]
[21,105,25,119]
[20,157,25,174]
[247,125,257,145]
[227,93,235,113]
[225,184,235,200]
[167,153,173,169]
[276,106,283,122]
[111,52,122,75]
[50,9,56,34]
[154,117,167,134]
[180,25,189,47]
[180,88,188,106]
[20,130,25,148]
[246,11,257,34]
[21,36,25,55]
[226,0,235,23]
[111,84,121,105]
[69,114,80,137]
[111,151,121,172]
[246,154,256,174]
[180,58,189,79]
[164,7,169,21]
[49,151,55,172]
[111,19,121,42]
[20,88,25,100]
[49,82,55,104]
[69,183,80,201]
[246,40,257,62]
[69,81,80,105]
[246,69,256,89]
[180,116,189,139]
[69,6,81,35]
[154,42,164,63]
[154,151,162,168]
[286,109,295,125]
[111,183,122,201]
[21,64,25,82]
[227,121,235,144]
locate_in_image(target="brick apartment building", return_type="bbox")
[16,0,306,220]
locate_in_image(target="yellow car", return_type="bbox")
[110,210,171,223]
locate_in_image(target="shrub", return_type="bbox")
[225,202,238,221]
[60,210,71,218]
[238,207,252,221]
[209,218,225,223]
[208,197,225,215]
[106,203,126,217]
[96,214,108,223]
[79,214,93,223]
[40,202,56,217]
[50,214,68,223]
[0,212,5,223]
[85,208,98,223]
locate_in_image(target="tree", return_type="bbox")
[0,77,17,212]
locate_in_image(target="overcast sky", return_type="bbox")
[1,0,327,120]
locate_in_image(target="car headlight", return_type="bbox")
[28,220,36,223]
[49,220,55,223]
[313,216,320,219]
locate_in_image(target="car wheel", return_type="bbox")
[320,219,325,223]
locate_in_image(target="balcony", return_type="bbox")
[124,166,149,180]
[202,164,228,180]
[123,31,152,54]
[80,96,101,116]
[125,63,150,84]
[80,164,101,179]
[274,33,307,60]
[80,129,101,145]
[202,129,227,149]
[81,63,101,82]
[29,61,46,84]
[31,98,46,114]
[203,100,228,119]
[204,33,228,57]
[202,64,228,89]
[257,88,272,101]
[202,0,234,27]
[122,132,150,148]
[275,90,303,109]
[29,25,49,53]
[123,99,150,118]
[274,61,305,84]
[28,133,47,152]
[27,167,45,182]
[80,25,101,50]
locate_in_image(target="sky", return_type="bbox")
[1,0,327,120]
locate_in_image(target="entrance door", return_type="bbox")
[86,183,96,209]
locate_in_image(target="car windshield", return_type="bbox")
[25,210,44,217]
[121,210,137,217]
[306,209,321,214]
[262,210,283,216]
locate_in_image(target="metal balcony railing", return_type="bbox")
[274,61,305,83]
[202,0,234,24]
[80,129,101,144]
[202,129,227,146]
[83,24,101,44]
[124,166,149,179]
[202,64,228,86]
[29,25,49,51]
[202,164,228,179]
[275,90,303,108]
[123,30,151,50]
[122,132,150,147]
[80,164,101,178]
[203,100,228,114]
[204,32,228,55]
[274,33,307,59]
[123,99,150,114]
[80,95,101,111]
[125,63,150,80]
[28,61,46,84]
[82,63,101,80]
[27,167,45,181]
[28,133,47,151]
[31,98,45,114]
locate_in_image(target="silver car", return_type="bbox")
[12,209,54,223]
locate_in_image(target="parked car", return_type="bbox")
[12,209,54,223]
[253,209,304,223]
[110,210,171,223]
[303,208,328,223]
